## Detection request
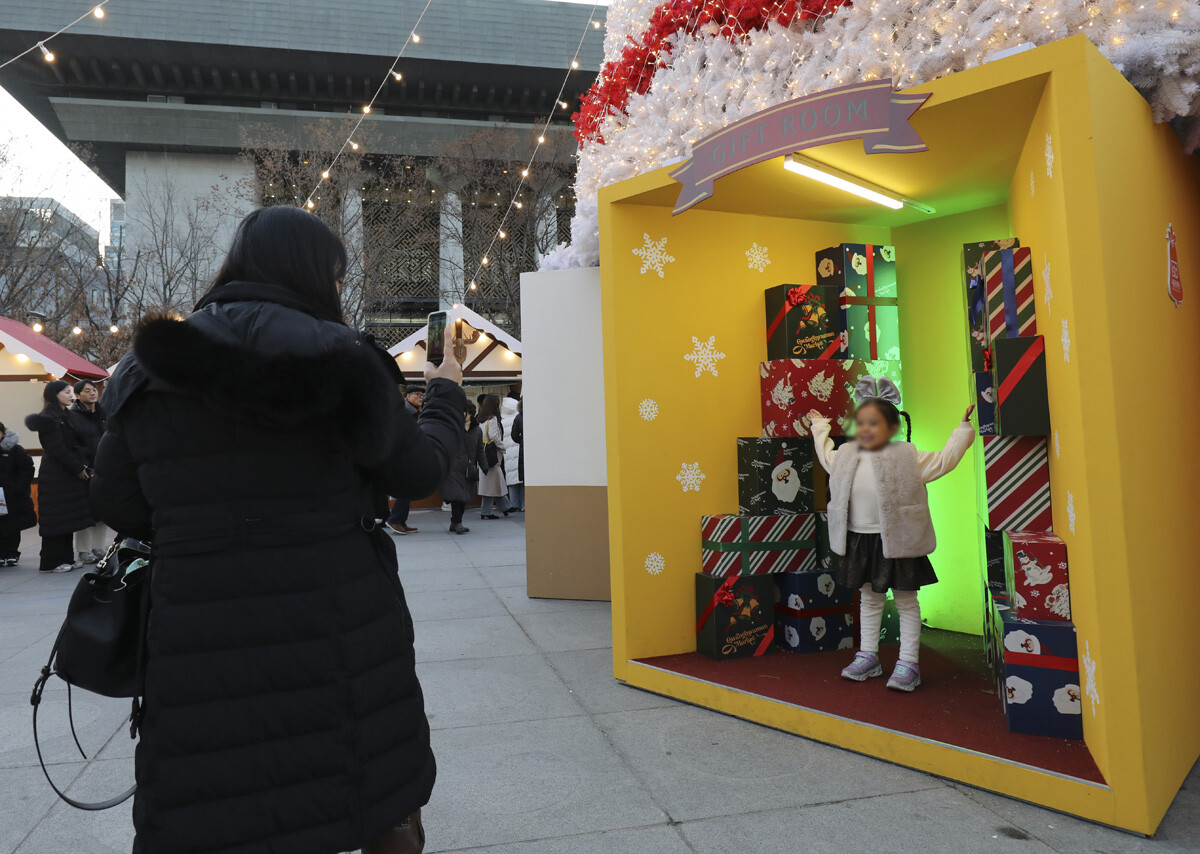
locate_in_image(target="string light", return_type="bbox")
[109,324,119,333]
[463,4,601,300]
[71,326,82,336]
[31,322,43,333]
[0,0,112,71]
[300,0,435,209]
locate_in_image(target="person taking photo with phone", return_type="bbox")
[90,205,465,854]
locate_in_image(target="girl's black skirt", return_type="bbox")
[834,531,938,593]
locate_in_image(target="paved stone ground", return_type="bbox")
[1,514,1197,853]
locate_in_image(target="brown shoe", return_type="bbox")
[364,810,425,854]
[386,522,418,535]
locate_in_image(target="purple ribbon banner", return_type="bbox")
[669,80,930,215]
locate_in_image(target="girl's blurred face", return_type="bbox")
[56,387,75,408]
[855,404,898,451]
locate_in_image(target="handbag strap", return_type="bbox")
[30,663,138,811]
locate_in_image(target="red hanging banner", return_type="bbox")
[1168,223,1183,307]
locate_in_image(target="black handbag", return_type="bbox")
[30,537,152,810]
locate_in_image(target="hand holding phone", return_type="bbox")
[424,310,463,386]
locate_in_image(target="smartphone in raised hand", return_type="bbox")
[426,311,448,364]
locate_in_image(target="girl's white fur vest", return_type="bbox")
[827,441,935,559]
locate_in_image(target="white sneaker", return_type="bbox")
[78,551,99,565]
[40,563,75,574]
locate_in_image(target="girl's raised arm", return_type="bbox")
[914,405,976,483]
[808,410,839,474]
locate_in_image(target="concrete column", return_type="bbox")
[439,191,464,309]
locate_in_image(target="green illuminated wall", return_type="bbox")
[892,203,1012,634]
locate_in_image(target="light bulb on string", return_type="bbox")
[72,326,83,336]
[392,71,402,81]
[306,199,315,209]
[469,281,477,290]
[571,60,579,69]
[482,256,490,266]
[592,20,600,29]
[93,5,105,18]
[498,230,507,239]
[411,33,421,43]
[31,322,43,333]
[38,42,54,62]
[321,170,330,179]
[109,324,119,333]
[350,141,359,150]
[362,105,371,114]
[558,101,569,109]
[537,135,545,143]
[521,169,529,177]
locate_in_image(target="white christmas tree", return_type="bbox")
[541,0,1200,271]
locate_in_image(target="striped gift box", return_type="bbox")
[701,513,817,577]
[983,436,1053,532]
[983,247,1037,343]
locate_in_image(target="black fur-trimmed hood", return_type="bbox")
[107,283,403,463]
[25,411,65,434]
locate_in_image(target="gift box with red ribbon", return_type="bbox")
[701,513,817,577]
[759,358,904,437]
[772,570,857,655]
[992,600,1082,739]
[993,335,1050,436]
[817,244,900,362]
[695,572,777,661]
[963,239,1020,372]
[983,246,1038,343]
[1004,531,1071,621]
[764,284,846,360]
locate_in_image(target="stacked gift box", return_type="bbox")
[694,245,904,661]
[967,239,1082,739]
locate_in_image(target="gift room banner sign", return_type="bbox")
[669,80,930,215]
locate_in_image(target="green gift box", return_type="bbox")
[839,296,900,362]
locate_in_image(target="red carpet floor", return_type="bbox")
[634,629,1105,784]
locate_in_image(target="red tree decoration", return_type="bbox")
[572,0,849,146]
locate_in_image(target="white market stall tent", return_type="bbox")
[388,305,522,385]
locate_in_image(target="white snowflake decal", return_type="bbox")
[632,233,675,277]
[1067,491,1076,535]
[745,242,771,273]
[1082,640,1099,717]
[675,462,706,492]
[1045,133,1055,179]
[644,552,665,576]
[1042,253,1052,315]
[684,335,726,377]
[1029,170,1036,196]
[638,398,659,421]
[1054,430,1061,459]
[1061,317,1071,363]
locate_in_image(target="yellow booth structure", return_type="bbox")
[598,36,1200,834]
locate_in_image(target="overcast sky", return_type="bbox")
[0,85,119,240]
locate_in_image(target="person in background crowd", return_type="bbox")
[0,420,37,566]
[69,379,111,562]
[25,381,93,573]
[386,385,425,535]
[502,395,523,513]
[441,402,483,535]
[90,205,465,854]
[477,393,508,519]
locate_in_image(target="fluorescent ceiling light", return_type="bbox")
[783,154,933,213]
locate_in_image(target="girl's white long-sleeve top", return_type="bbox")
[811,418,975,534]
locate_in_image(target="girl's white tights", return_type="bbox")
[858,585,923,665]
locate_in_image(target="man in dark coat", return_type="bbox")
[68,379,107,463]
[386,385,424,534]
[91,281,464,854]
[0,423,37,565]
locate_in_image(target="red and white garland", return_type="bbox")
[542,0,1200,270]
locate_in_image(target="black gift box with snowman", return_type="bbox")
[736,437,816,515]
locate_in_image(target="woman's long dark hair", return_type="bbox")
[479,394,502,429]
[201,206,348,324]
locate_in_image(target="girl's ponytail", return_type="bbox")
[899,410,912,442]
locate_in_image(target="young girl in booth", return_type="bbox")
[807,377,975,692]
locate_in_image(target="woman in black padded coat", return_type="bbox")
[91,206,465,854]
